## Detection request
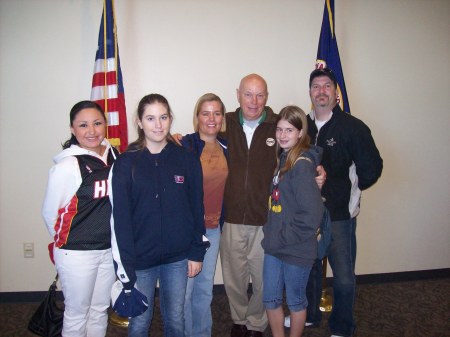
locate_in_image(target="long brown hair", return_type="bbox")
[127,93,176,151]
[276,105,311,176]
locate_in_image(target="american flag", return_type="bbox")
[91,0,128,152]
[315,0,351,113]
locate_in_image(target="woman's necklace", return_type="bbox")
[200,141,221,164]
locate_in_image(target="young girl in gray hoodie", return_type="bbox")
[262,105,324,337]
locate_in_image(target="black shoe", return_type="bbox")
[231,323,247,337]
[245,330,263,337]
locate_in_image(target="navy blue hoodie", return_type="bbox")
[110,141,208,289]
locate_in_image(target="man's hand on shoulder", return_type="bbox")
[316,165,326,189]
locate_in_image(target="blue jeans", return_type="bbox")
[263,254,311,312]
[306,218,357,337]
[184,227,220,337]
[128,260,188,337]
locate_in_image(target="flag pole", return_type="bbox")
[102,0,109,140]
[319,257,333,312]
[96,0,128,326]
[112,0,119,88]
[315,0,350,313]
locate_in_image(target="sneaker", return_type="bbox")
[284,316,315,328]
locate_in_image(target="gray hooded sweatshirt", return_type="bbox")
[262,145,324,267]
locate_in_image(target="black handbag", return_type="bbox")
[28,274,64,337]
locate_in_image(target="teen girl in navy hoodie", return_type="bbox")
[110,94,209,337]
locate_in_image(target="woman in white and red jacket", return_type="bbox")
[42,101,118,337]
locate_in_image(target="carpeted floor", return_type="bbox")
[1,277,449,337]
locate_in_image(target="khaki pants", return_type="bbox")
[220,222,268,332]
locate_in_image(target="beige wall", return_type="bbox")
[1,0,449,291]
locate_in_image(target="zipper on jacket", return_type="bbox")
[242,121,261,224]
[153,154,163,265]
[243,146,250,224]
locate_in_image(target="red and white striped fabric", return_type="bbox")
[91,0,128,152]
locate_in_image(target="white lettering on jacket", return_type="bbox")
[94,180,108,198]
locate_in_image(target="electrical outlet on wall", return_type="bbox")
[23,242,34,258]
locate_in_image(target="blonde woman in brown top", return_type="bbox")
[181,93,229,337]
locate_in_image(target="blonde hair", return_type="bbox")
[192,93,226,133]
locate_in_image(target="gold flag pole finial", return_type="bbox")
[109,311,129,327]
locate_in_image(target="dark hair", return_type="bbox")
[62,101,105,149]
[276,105,311,176]
[309,68,337,88]
[127,94,175,151]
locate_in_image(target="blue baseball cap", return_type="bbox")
[111,280,149,318]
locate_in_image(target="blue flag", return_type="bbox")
[316,0,350,113]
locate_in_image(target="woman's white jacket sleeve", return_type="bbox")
[41,156,81,237]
